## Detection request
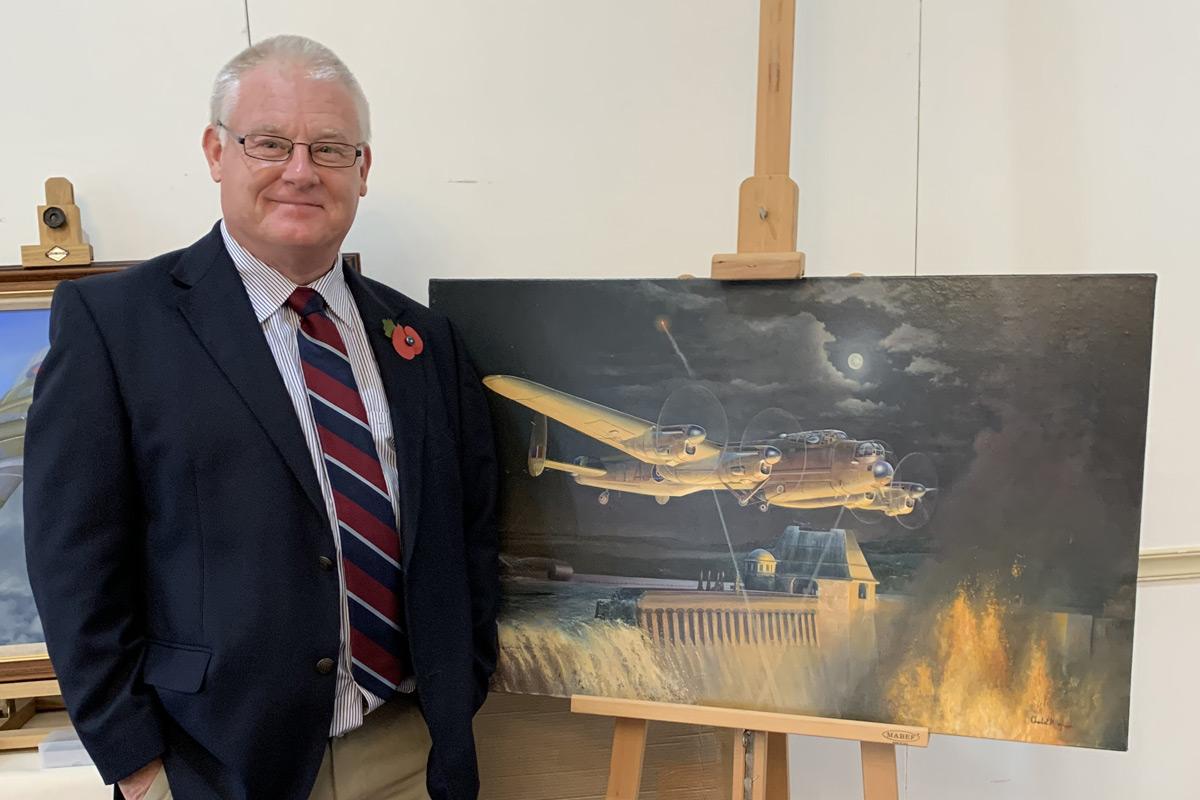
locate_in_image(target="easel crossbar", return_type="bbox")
[0,679,60,702]
[571,696,928,747]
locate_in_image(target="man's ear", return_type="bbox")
[359,145,372,197]
[202,125,224,183]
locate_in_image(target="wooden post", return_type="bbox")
[739,0,798,254]
[765,731,789,800]
[713,0,804,280]
[731,729,769,800]
[860,741,901,800]
[605,717,648,799]
[732,730,749,799]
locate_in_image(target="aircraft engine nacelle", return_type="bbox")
[882,483,925,516]
[720,446,783,481]
[855,484,924,516]
[629,424,708,465]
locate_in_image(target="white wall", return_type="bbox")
[1,2,1195,798]
[0,1,244,260]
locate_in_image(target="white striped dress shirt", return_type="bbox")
[220,221,415,739]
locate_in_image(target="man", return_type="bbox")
[24,35,499,800]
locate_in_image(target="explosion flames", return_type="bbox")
[884,581,1075,745]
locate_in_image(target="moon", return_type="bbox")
[847,353,864,370]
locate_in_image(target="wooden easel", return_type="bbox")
[571,3,929,798]
[573,696,927,800]
[0,678,66,751]
[712,0,804,278]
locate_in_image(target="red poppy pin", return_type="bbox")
[382,319,424,360]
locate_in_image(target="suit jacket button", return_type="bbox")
[318,556,334,572]
[316,658,336,675]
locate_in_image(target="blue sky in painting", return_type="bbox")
[0,309,50,390]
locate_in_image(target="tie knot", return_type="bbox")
[287,287,327,318]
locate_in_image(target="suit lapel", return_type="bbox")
[344,268,427,571]
[172,225,329,527]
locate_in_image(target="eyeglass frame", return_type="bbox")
[215,121,364,168]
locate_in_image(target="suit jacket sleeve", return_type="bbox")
[23,281,165,784]
[448,321,500,709]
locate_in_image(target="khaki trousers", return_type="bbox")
[308,698,432,800]
[143,698,431,800]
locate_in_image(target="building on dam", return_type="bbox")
[595,526,880,649]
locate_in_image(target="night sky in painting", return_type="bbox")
[431,276,1155,615]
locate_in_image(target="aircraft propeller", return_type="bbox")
[726,407,805,512]
[654,383,728,472]
[892,451,939,530]
[646,383,729,506]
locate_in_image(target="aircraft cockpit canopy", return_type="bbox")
[856,441,886,457]
[780,430,850,446]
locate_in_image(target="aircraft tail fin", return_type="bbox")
[528,414,548,476]
[527,412,607,478]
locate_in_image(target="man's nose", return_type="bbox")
[282,144,320,184]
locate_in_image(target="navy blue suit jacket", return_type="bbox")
[23,223,500,799]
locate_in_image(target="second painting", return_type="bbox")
[0,294,50,655]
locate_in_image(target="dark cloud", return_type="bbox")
[835,398,897,415]
[816,279,910,314]
[904,356,960,385]
[635,281,721,312]
[880,323,941,353]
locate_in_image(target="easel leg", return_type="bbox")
[859,742,900,800]
[0,698,69,751]
[0,699,37,731]
[765,731,789,800]
[732,730,769,800]
[606,717,648,800]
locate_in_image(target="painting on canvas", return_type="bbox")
[0,291,50,663]
[432,275,1154,750]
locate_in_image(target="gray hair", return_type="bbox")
[210,35,371,143]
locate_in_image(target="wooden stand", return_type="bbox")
[0,679,66,751]
[19,177,94,268]
[712,0,804,280]
[573,2,925,798]
[574,696,927,800]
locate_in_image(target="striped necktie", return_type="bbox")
[286,287,408,700]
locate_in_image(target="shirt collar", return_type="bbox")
[220,219,354,325]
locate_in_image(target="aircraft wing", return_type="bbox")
[485,375,726,462]
[484,375,653,452]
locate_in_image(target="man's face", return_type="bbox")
[202,63,371,259]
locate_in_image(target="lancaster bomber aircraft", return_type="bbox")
[484,375,938,529]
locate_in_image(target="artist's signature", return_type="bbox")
[1029,713,1073,731]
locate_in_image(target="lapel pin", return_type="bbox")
[382,319,424,360]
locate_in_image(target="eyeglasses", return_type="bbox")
[217,122,363,168]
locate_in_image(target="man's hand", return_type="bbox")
[118,758,163,800]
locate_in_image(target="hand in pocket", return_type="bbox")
[119,758,167,800]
